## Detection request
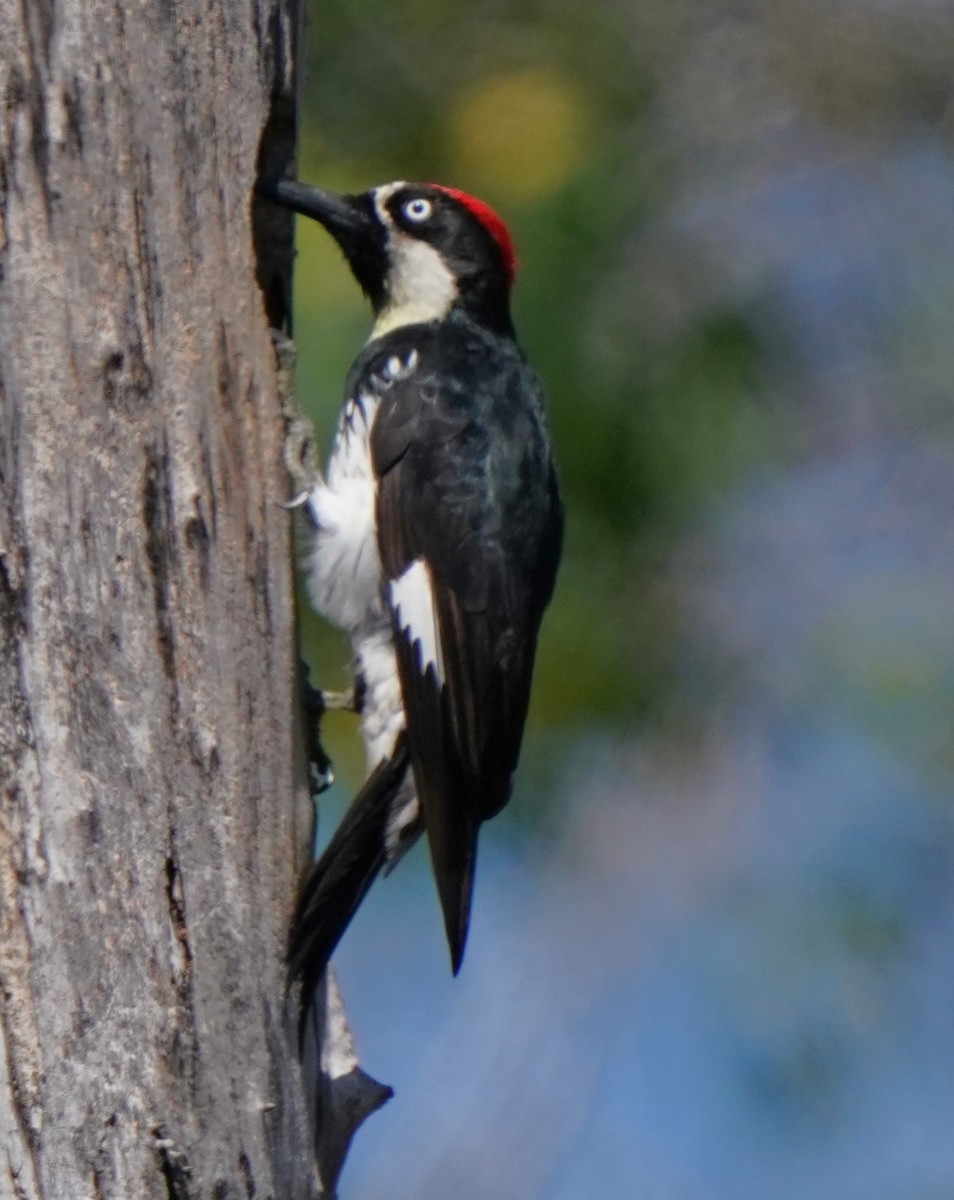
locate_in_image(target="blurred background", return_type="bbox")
[289,1,954,1195]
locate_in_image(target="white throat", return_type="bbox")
[371,235,458,339]
[367,185,458,340]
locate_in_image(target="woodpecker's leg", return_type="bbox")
[270,328,324,508]
[271,331,336,792]
[319,689,354,712]
[301,673,364,800]
[281,415,319,511]
[319,678,363,714]
[301,665,335,797]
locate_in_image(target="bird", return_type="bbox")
[258,178,563,1004]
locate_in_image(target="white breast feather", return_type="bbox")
[305,392,383,632]
[389,558,445,685]
[355,628,405,768]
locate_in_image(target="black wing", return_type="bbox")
[368,319,562,971]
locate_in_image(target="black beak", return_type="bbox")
[256,179,376,241]
[256,178,387,307]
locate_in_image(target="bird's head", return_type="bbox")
[259,179,517,338]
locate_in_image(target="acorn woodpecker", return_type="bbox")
[259,178,563,998]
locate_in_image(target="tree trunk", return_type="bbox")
[0,1,347,1195]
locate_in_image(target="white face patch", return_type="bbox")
[369,183,459,340]
[389,558,445,685]
[372,181,406,222]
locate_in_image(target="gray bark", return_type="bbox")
[0,1,367,1196]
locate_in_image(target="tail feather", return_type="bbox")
[290,734,410,1031]
[425,804,479,976]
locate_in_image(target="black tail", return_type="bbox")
[289,735,410,1033]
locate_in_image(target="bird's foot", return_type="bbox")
[301,664,335,796]
[320,686,360,714]
[269,329,322,507]
[281,414,319,509]
[299,671,364,794]
[309,752,335,799]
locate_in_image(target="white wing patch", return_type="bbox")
[389,558,446,685]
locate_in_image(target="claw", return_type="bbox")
[280,489,311,511]
[310,756,335,796]
[301,663,335,800]
[268,328,324,504]
[283,414,320,493]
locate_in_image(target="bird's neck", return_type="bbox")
[370,295,514,344]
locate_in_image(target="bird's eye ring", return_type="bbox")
[403,197,434,223]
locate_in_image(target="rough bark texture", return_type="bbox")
[0,1,331,1196]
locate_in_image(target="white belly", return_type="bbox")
[305,391,406,770]
[356,626,420,862]
[305,376,423,863]
[354,626,404,768]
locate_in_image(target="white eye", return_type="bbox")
[403,197,434,223]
